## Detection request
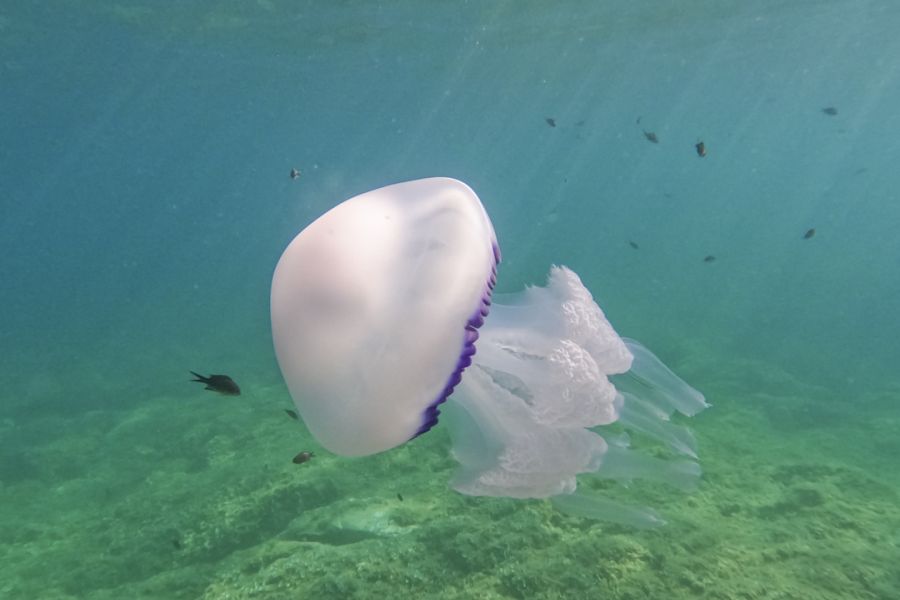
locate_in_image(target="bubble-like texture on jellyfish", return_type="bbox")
[271,177,708,526]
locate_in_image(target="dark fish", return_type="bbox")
[190,371,241,396]
[284,409,299,420]
[575,119,586,127]
[292,451,315,465]
[695,141,707,157]
[397,493,404,502]
[803,228,816,239]
[628,240,639,250]
[171,538,182,550]
[290,168,301,179]
[545,117,556,128]
[643,130,659,144]
[822,107,838,116]
[703,255,716,263]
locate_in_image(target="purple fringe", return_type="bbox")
[414,242,500,438]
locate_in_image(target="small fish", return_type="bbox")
[284,409,299,420]
[822,107,838,116]
[292,451,315,465]
[803,228,816,239]
[190,371,241,396]
[695,141,707,157]
[643,130,659,144]
[290,168,301,179]
[171,539,182,550]
[703,255,716,263]
[575,119,586,127]
[545,117,556,128]
[628,240,639,250]
[397,493,404,502]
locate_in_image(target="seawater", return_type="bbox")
[1,2,898,598]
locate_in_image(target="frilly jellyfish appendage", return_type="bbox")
[443,266,709,527]
[271,177,708,527]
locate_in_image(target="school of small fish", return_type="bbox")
[542,111,827,261]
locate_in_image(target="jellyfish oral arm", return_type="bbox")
[442,266,708,526]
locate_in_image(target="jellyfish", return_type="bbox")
[271,177,708,527]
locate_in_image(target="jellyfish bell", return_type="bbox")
[271,177,708,526]
[271,178,499,457]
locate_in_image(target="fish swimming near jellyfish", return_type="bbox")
[270,178,709,527]
[292,451,315,464]
[189,371,241,396]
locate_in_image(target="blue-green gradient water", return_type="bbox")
[2,2,899,599]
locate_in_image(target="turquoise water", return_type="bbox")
[2,2,899,598]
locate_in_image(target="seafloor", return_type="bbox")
[1,353,897,600]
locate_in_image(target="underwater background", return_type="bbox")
[2,1,899,598]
